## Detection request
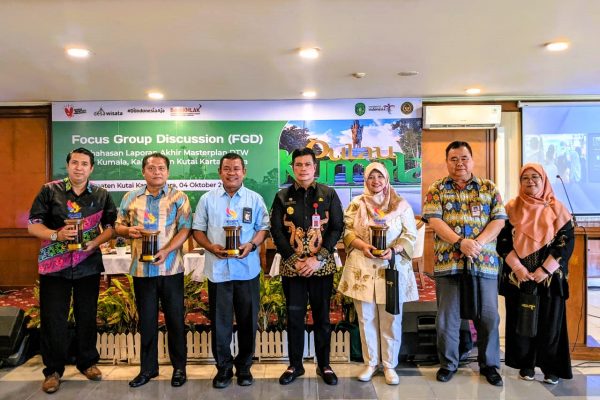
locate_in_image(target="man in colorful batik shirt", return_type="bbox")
[193,153,269,389]
[422,141,507,386]
[28,148,117,394]
[115,152,191,388]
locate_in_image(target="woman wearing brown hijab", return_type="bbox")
[497,163,574,384]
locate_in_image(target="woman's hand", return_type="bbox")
[360,243,377,259]
[513,265,532,283]
[379,248,393,260]
[531,267,549,283]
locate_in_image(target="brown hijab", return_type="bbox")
[505,163,572,258]
[353,162,409,242]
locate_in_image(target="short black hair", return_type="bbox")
[291,147,317,164]
[67,148,95,166]
[142,152,170,170]
[445,141,473,159]
[219,152,246,170]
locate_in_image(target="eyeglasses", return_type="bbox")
[145,166,167,173]
[447,157,471,164]
[520,175,542,182]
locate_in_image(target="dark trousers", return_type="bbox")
[133,273,186,373]
[282,274,334,369]
[39,273,100,377]
[208,274,260,373]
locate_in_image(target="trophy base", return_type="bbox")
[140,255,156,262]
[68,243,82,251]
[372,249,385,256]
[226,249,240,256]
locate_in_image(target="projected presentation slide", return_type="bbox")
[522,104,600,216]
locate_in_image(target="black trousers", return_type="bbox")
[39,273,100,377]
[208,274,260,373]
[282,274,334,369]
[133,273,186,373]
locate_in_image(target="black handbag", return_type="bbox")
[459,257,480,320]
[385,249,400,315]
[516,282,539,337]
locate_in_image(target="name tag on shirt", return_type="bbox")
[242,207,252,223]
[470,203,482,217]
[312,214,321,229]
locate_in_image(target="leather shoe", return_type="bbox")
[82,365,102,381]
[317,366,338,386]
[171,369,187,387]
[237,370,254,386]
[213,368,233,389]
[436,368,455,382]
[129,371,158,388]
[480,366,503,386]
[42,372,61,394]
[279,366,305,385]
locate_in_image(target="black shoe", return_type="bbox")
[543,374,559,385]
[316,366,338,386]
[279,366,305,385]
[519,368,535,381]
[436,368,455,382]
[129,371,159,388]
[213,368,233,389]
[171,369,187,387]
[237,370,254,386]
[480,366,503,386]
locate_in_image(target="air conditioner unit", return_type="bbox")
[423,105,501,129]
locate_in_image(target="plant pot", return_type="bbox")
[115,247,127,256]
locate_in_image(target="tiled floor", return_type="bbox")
[3,356,600,399]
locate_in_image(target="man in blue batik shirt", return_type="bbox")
[193,153,269,389]
[116,152,192,389]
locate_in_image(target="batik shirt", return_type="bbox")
[270,182,344,277]
[28,177,117,278]
[422,176,507,278]
[117,184,191,277]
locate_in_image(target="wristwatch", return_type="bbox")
[50,231,58,241]
[315,252,326,262]
[453,237,463,250]
[251,242,257,252]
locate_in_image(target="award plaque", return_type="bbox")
[369,224,389,256]
[139,229,160,262]
[223,225,241,256]
[64,218,84,251]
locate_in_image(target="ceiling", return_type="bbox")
[1,0,600,103]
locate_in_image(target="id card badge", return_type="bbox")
[470,203,482,217]
[312,214,321,229]
[242,207,252,223]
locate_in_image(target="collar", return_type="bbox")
[136,183,169,198]
[218,184,245,198]
[294,181,317,190]
[442,175,481,190]
[63,177,92,194]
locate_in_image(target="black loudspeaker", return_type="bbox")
[400,301,438,359]
[400,301,472,361]
[0,306,26,358]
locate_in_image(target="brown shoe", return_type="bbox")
[82,365,102,381]
[42,372,61,394]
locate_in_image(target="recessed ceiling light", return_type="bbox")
[147,91,164,100]
[302,90,317,98]
[66,47,91,58]
[544,41,569,51]
[352,72,367,79]
[298,48,320,59]
[398,71,419,76]
[465,88,481,95]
